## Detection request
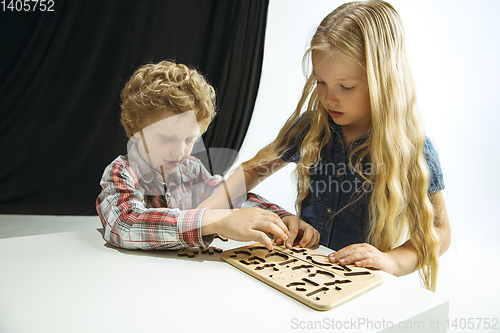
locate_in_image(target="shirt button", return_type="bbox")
[325,208,333,214]
[335,172,341,178]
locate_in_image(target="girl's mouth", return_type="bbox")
[328,110,344,118]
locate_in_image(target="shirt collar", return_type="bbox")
[127,142,163,185]
[167,159,197,188]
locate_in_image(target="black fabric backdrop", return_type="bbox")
[0,0,269,215]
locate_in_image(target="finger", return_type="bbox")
[299,223,320,248]
[273,215,290,237]
[328,247,349,263]
[285,217,300,248]
[338,254,364,265]
[353,258,380,270]
[257,209,290,236]
[297,227,312,248]
[328,243,365,262]
[254,221,289,243]
[270,223,290,243]
[248,230,274,250]
[328,246,354,263]
[337,248,374,265]
[305,229,320,248]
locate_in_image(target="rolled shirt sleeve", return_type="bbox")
[242,192,294,218]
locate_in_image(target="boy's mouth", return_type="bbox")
[164,159,180,167]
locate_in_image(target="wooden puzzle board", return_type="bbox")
[221,243,383,311]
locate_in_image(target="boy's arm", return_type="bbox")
[96,159,290,251]
[96,160,210,250]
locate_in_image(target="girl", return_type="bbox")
[241,0,451,291]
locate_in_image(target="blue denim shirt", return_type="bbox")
[281,115,445,250]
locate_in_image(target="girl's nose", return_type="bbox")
[325,88,338,105]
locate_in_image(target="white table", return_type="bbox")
[0,228,449,333]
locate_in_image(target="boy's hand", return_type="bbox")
[276,215,320,248]
[211,208,289,250]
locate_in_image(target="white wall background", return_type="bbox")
[237,0,500,330]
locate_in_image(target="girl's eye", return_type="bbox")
[341,85,354,91]
[316,80,325,85]
[162,136,175,142]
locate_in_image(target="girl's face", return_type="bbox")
[312,50,371,139]
[134,111,200,180]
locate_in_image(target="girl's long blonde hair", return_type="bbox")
[243,0,440,291]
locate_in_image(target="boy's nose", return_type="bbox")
[171,142,187,158]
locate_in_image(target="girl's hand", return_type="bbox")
[276,215,320,249]
[328,243,398,275]
[212,208,289,250]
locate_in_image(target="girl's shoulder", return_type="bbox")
[423,136,442,167]
[422,136,445,194]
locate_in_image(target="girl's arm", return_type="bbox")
[196,158,288,209]
[197,158,321,248]
[328,191,451,277]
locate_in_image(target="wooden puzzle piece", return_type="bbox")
[177,248,200,258]
[178,246,223,258]
[215,234,228,242]
[201,246,223,255]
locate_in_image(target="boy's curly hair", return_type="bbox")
[120,60,216,138]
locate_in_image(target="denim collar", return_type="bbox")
[327,116,370,150]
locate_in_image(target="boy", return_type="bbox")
[96,61,319,251]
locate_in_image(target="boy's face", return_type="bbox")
[134,110,201,180]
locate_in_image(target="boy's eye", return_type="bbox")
[162,136,175,142]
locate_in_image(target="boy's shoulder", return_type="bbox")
[100,154,136,182]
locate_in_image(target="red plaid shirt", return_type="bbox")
[96,145,292,250]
